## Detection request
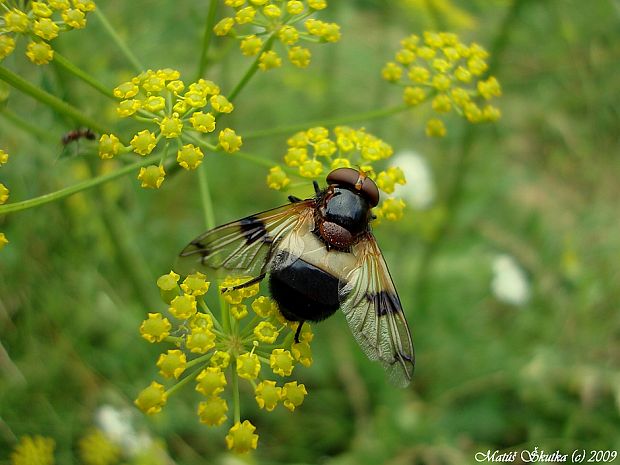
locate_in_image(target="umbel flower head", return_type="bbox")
[78,428,121,465]
[382,31,502,136]
[0,0,96,65]
[10,435,56,465]
[100,69,243,188]
[267,126,408,223]
[136,271,312,453]
[216,0,340,69]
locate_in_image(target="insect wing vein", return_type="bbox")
[177,200,315,277]
[340,233,415,387]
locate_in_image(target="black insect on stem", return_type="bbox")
[61,128,97,146]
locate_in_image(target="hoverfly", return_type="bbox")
[178,167,414,387]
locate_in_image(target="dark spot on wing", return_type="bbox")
[240,215,270,245]
[366,290,402,316]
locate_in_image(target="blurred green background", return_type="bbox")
[1,0,619,463]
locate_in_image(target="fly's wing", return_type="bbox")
[339,232,415,387]
[177,200,316,277]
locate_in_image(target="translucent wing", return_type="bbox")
[339,232,415,387]
[177,200,316,277]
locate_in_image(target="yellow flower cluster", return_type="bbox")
[267,126,408,223]
[215,0,340,70]
[0,148,10,251]
[101,69,243,189]
[10,435,56,465]
[78,429,121,465]
[136,271,312,454]
[382,31,502,137]
[0,0,96,65]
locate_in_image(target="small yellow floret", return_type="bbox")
[33,18,60,40]
[270,348,294,376]
[157,349,187,379]
[4,9,30,33]
[135,381,167,415]
[258,50,282,71]
[214,17,235,36]
[0,183,9,205]
[210,94,234,113]
[282,381,307,411]
[186,327,216,354]
[159,115,183,138]
[181,272,210,295]
[62,8,86,28]
[140,312,172,343]
[251,296,278,318]
[198,397,228,426]
[26,41,54,65]
[189,111,216,133]
[299,159,323,178]
[137,164,165,190]
[218,128,243,153]
[255,380,282,411]
[254,321,279,344]
[169,294,197,320]
[130,130,157,156]
[288,46,311,68]
[225,420,259,454]
[267,166,290,190]
[237,352,261,380]
[240,35,263,56]
[196,367,227,396]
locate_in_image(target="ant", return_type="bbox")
[61,128,97,146]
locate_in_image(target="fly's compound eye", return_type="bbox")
[326,167,380,207]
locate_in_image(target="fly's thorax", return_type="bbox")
[316,186,372,249]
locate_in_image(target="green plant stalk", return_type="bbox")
[413,0,530,306]
[0,108,58,144]
[93,7,144,73]
[227,34,276,102]
[53,52,114,98]
[198,160,216,230]
[0,66,108,134]
[241,104,410,140]
[167,364,206,397]
[231,358,241,423]
[0,154,159,215]
[196,0,219,81]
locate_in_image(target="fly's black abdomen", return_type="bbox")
[269,253,341,323]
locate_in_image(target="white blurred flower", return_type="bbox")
[392,150,435,209]
[491,254,530,306]
[95,404,152,456]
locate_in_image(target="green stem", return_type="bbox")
[227,34,276,102]
[166,364,207,397]
[196,0,219,81]
[93,7,144,73]
[197,160,216,230]
[53,52,114,98]
[0,66,108,134]
[199,300,225,333]
[0,154,159,215]
[242,104,410,140]
[231,359,241,423]
[0,108,58,144]
[186,352,214,370]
